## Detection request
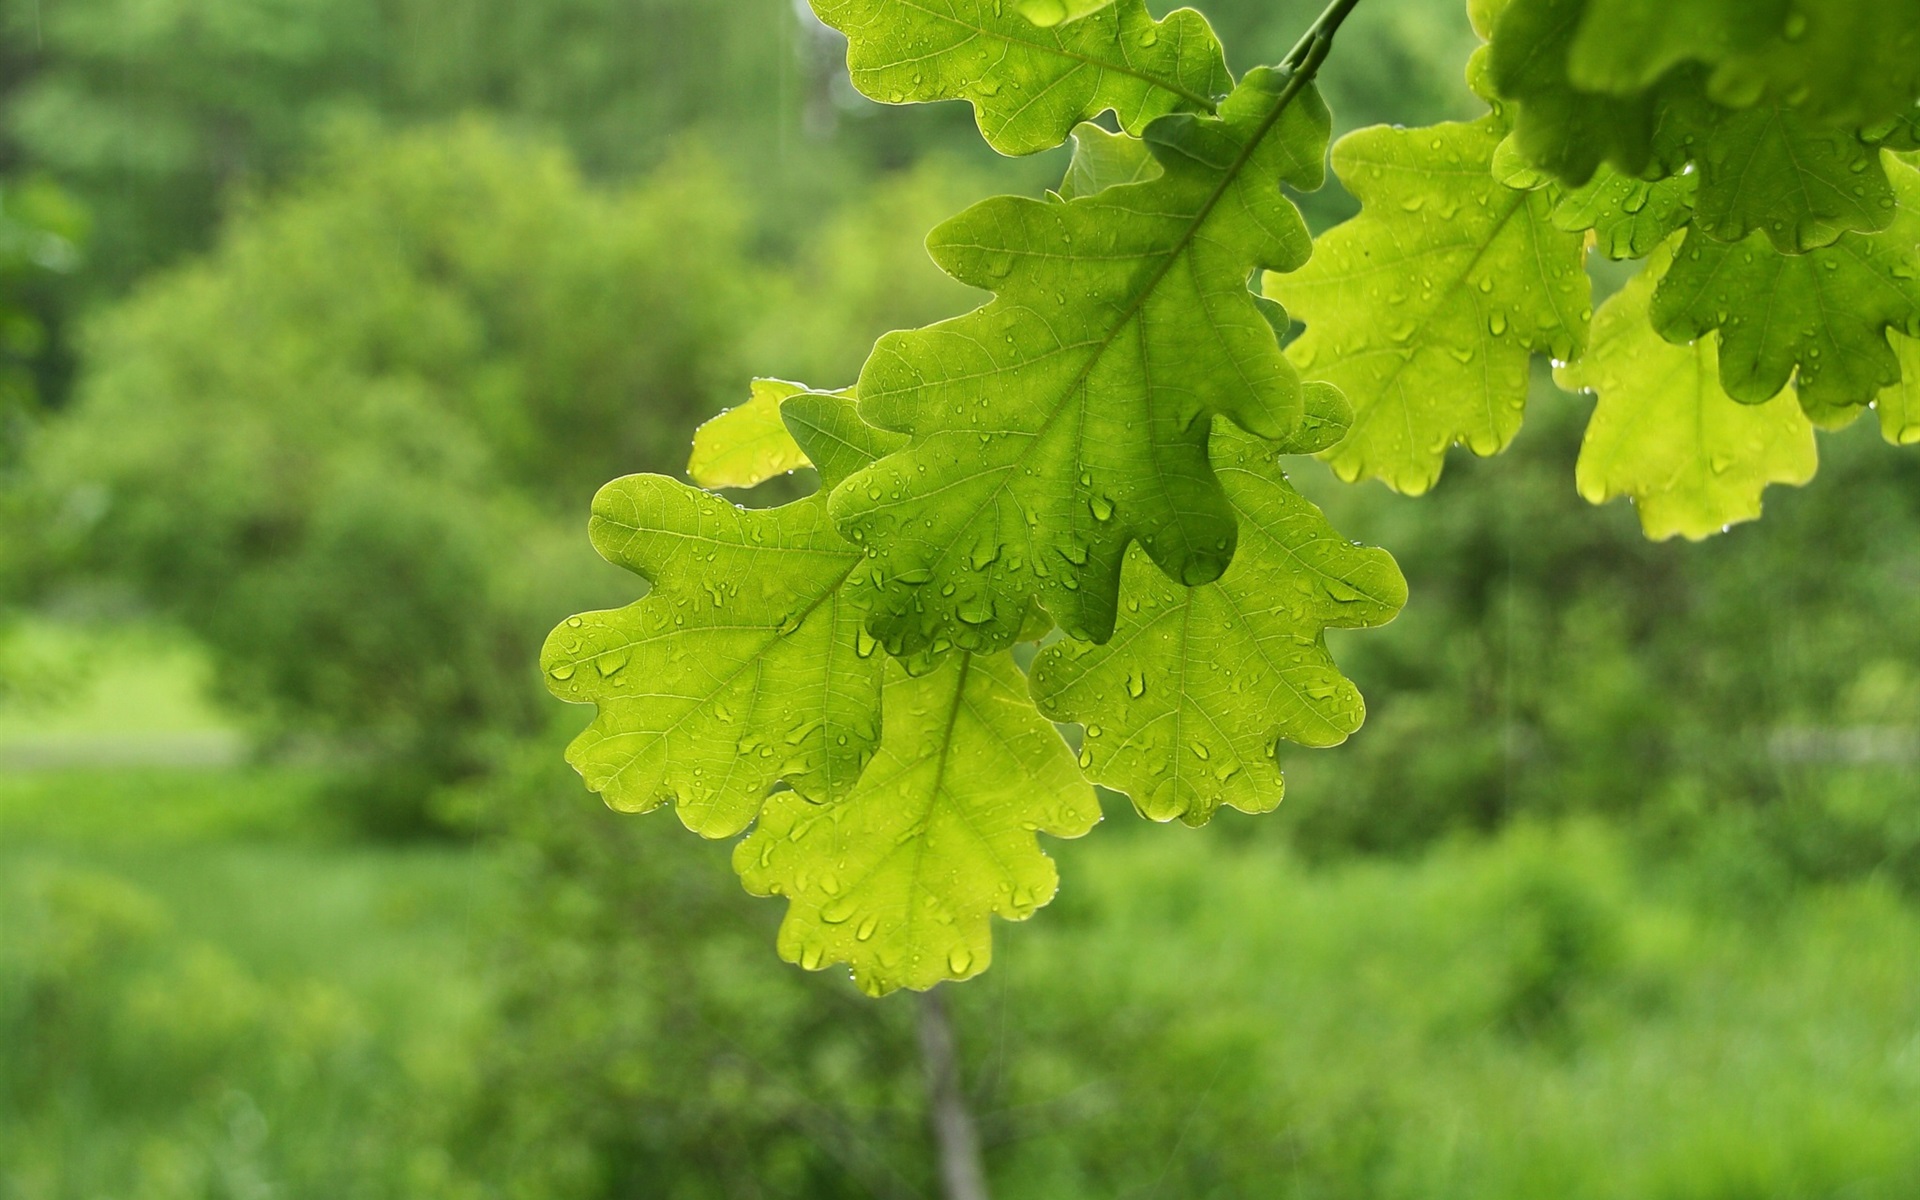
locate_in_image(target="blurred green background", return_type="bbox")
[4,1,1920,1196]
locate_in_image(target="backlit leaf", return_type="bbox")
[1876,334,1920,447]
[1265,115,1589,495]
[542,391,902,837]
[1016,0,1117,27]
[813,0,1230,156]
[736,650,1099,995]
[1556,242,1816,541]
[687,378,813,490]
[1651,159,1920,413]
[1030,401,1405,826]
[1056,122,1163,200]
[831,69,1331,655]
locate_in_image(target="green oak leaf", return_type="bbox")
[1016,0,1117,27]
[1486,0,1907,248]
[1877,334,1920,446]
[1548,164,1695,260]
[1265,115,1589,495]
[688,378,813,490]
[736,650,1099,995]
[831,69,1331,655]
[1030,404,1405,826]
[1684,102,1892,252]
[812,0,1229,156]
[542,391,903,837]
[1651,159,1920,413]
[1556,242,1816,541]
[1056,122,1162,200]
[1484,0,1684,184]
[1567,0,1920,130]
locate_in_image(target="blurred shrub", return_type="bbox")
[448,728,936,1199]
[1276,388,1920,891]
[24,122,761,830]
[0,175,86,452]
[957,822,1920,1199]
[447,774,1920,1199]
[0,861,461,1199]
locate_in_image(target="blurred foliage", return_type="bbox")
[0,858,467,1199]
[0,174,84,448]
[440,756,1920,1198]
[1280,378,1920,892]
[4,0,1920,1193]
[15,119,989,830]
[450,731,936,1198]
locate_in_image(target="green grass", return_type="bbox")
[8,619,1920,1198]
[0,618,243,769]
[973,821,1920,1199]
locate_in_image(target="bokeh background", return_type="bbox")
[4,1,1920,1196]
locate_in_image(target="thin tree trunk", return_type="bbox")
[917,988,991,1200]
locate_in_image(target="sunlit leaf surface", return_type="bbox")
[1031,401,1404,826]
[831,70,1331,654]
[737,650,1098,995]
[1558,242,1816,541]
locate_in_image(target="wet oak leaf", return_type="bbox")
[542,392,903,838]
[688,378,815,491]
[1567,0,1920,130]
[1876,334,1920,447]
[1547,164,1695,259]
[831,69,1331,656]
[1682,101,1892,253]
[1557,242,1816,541]
[1016,0,1117,26]
[1056,122,1163,200]
[736,650,1099,995]
[1651,159,1920,413]
[812,0,1230,156]
[1030,405,1405,826]
[1265,115,1589,495]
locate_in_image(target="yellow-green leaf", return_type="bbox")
[1557,242,1817,541]
[1016,0,1116,26]
[736,651,1099,995]
[831,70,1331,655]
[1030,402,1405,826]
[1266,115,1590,495]
[812,0,1229,156]
[687,379,812,490]
[1875,334,1920,446]
[542,392,902,837]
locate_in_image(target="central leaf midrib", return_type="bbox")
[600,559,864,778]
[912,80,1312,594]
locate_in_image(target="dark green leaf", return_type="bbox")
[831,70,1331,654]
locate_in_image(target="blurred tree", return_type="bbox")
[0,173,84,454]
[19,117,991,832]
[1278,383,1920,890]
[26,122,758,830]
[452,729,936,1199]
